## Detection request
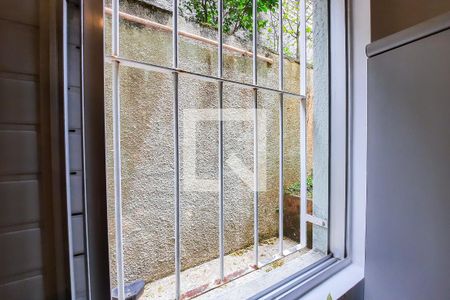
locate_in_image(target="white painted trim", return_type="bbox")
[299,0,370,297]
[301,265,364,300]
[347,0,369,270]
[328,0,348,259]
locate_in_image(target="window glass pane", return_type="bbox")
[103,0,331,298]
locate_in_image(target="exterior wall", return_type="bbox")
[105,0,316,283]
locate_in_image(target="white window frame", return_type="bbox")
[252,0,369,298]
[76,0,369,297]
[295,0,369,298]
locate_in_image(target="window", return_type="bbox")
[100,0,348,298]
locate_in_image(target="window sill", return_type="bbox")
[245,255,363,299]
[300,262,364,300]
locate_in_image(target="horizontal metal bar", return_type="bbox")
[105,56,306,99]
[305,214,328,228]
[104,7,274,64]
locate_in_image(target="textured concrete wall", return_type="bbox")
[105,0,315,284]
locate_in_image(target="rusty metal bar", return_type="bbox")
[104,7,273,64]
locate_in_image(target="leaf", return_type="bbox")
[327,293,333,300]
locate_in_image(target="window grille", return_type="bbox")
[107,0,313,298]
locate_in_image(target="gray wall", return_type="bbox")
[339,280,364,300]
[371,0,450,40]
[366,24,450,300]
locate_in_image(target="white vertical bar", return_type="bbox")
[111,0,119,57]
[111,0,125,299]
[252,0,257,85]
[253,92,259,267]
[218,0,223,79]
[172,0,178,68]
[278,0,284,90]
[63,1,76,299]
[279,92,284,255]
[218,0,225,282]
[252,0,259,267]
[218,82,224,281]
[112,62,125,300]
[173,73,181,299]
[299,0,307,247]
[278,0,284,256]
[172,0,181,297]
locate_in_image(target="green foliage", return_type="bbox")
[181,0,313,59]
[285,173,313,198]
[181,0,278,34]
[327,293,333,300]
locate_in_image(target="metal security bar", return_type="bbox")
[172,0,181,297]
[107,0,309,297]
[111,0,125,299]
[252,0,259,269]
[104,8,273,64]
[299,0,308,248]
[217,0,225,283]
[278,0,284,256]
